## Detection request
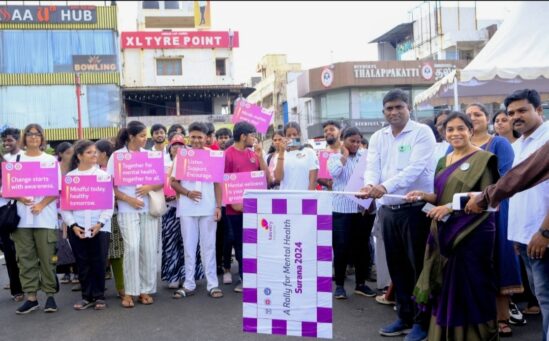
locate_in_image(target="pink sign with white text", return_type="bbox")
[61,175,113,210]
[175,149,225,183]
[318,150,335,179]
[222,171,267,205]
[1,161,59,197]
[232,98,273,133]
[113,151,164,186]
[344,152,373,209]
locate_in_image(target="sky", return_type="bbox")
[97,1,518,83]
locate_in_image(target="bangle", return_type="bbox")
[446,203,453,213]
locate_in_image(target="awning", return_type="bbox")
[45,127,119,141]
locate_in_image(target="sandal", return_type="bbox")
[522,306,541,315]
[498,320,513,337]
[73,299,95,310]
[138,294,154,305]
[94,299,107,310]
[173,288,194,299]
[121,295,134,308]
[208,287,224,299]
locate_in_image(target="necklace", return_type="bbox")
[472,134,491,147]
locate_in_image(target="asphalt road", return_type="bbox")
[0,255,541,341]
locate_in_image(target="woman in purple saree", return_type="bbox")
[406,112,500,340]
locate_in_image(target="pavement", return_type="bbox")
[0,259,542,341]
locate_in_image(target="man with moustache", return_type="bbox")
[150,124,169,163]
[318,120,342,190]
[359,89,436,341]
[504,89,549,340]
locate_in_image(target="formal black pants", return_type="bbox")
[0,231,23,296]
[68,230,109,301]
[332,212,372,287]
[379,204,431,327]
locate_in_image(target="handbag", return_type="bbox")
[148,188,167,217]
[0,200,20,234]
[0,155,21,234]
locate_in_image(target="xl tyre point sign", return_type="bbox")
[0,6,97,23]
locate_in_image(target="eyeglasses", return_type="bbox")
[25,132,42,137]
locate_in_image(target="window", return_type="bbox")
[156,59,182,76]
[164,1,180,9]
[216,58,226,76]
[142,1,160,9]
[320,89,350,119]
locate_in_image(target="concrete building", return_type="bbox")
[298,60,466,139]
[246,54,301,130]
[0,2,121,142]
[120,0,253,130]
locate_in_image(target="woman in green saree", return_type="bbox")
[406,112,500,340]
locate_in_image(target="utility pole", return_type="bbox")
[75,73,83,139]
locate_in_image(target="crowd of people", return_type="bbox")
[0,87,547,341]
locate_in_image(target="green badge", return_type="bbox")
[398,144,411,152]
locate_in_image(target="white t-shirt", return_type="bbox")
[107,147,150,214]
[171,153,216,217]
[59,167,114,233]
[3,151,23,162]
[279,148,319,190]
[16,152,60,229]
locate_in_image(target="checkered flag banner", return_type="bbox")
[242,190,333,339]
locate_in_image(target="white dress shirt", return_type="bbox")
[60,167,114,233]
[508,121,549,245]
[363,119,436,206]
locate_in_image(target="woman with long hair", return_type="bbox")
[465,103,523,336]
[96,139,125,299]
[107,121,163,308]
[60,140,113,310]
[493,109,521,144]
[408,112,500,340]
[266,130,284,189]
[11,124,61,314]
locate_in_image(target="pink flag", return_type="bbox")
[318,150,335,179]
[174,148,225,183]
[222,171,267,205]
[232,98,273,133]
[113,151,165,186]
[1,161,59,197]
[61,175,113,210]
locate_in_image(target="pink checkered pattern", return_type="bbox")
[242,191,333,339]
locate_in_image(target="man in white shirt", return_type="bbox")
[150,123,170,165]
[359,89,435,341]
[505,89,549,340]
[2,127,22,161]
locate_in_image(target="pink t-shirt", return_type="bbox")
[224,145,260,215]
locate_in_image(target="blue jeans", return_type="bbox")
[517,243,549,341]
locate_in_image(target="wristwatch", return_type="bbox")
[539,228,549,239]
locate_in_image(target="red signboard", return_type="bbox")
[121,31,239,49]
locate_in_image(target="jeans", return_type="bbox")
[226,214,243,279]
[0,232,23,296]
[517,243,549,341]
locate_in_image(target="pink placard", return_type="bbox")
[344,152,373,209]
[164,173,176,197]
[1,161,59,198]
[61,175,113,210]
[222,171,267,205]
[113,151,165,186]
[318,150,335,179]
[232,98,273,133]
[175,149,225,183]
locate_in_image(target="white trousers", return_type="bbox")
[118,212,159,296]
[373,214,391,290]
[180,215,218,291]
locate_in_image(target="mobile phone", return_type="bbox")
[287,138,301,148]
[421,203,449,222]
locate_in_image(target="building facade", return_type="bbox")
[120,0,253,131]
[297,60,466,138]
[0,3,121,142]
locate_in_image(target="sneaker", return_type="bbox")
[404,324,428,341]
[44,297,58,313]
[354,284,376,297]
[376,294,396,305]
[334,286,347,300]
[223,271,233,285]
[234,281,243,293]
[15,300,39,315]
[379,319,412,336]
[71,274,79,284]
[509,302,527,326]
[60,273,71,284]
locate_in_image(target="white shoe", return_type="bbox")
[223,272,232,284]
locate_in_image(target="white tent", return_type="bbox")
[414,1,549,108]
